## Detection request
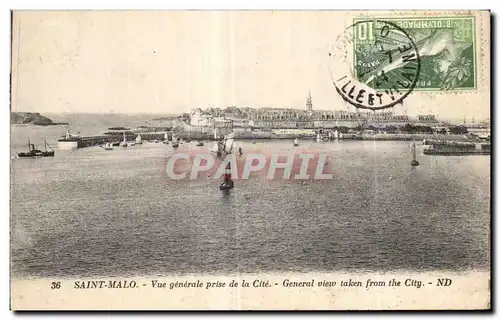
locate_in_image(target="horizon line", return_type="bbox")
[10,110,490,121]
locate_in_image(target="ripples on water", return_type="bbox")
[11,127,490,278]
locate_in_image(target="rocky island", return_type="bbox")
[11,112,69,126]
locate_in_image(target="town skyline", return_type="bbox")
[30,107,489,125]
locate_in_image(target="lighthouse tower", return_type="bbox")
[219,161,234,190]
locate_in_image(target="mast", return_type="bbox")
[44,137,47,152]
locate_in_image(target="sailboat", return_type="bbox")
[213,133,235,158]
[135,134,143,145]
[293,138,299,146]
[316,132,323,142]
[163,132,169,144]
[120,132,128,147]
[410,140,419,166]
[104,142,114,150]
[333,130,339,140]
[42,138,55,156]
[223,133,235,155]
[18,138,55,158]
[172,133,179,148]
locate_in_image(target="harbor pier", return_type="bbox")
[59,132,168,149]
[57,131,223,149]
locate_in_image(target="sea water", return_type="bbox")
[10,123,490,278]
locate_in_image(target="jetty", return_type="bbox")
[58,132,167,149]
[57,131,225,149]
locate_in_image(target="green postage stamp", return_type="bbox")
[353,16,476,91]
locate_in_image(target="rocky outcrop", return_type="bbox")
[11,112,68,126]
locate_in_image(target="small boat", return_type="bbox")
[112,141,120,147]
[316,133,323,142]
[223,133,235,155]
[135,134,143,145]
[212,133,235,158]
[154,139,159,143]
[104,142,113,150]
[333,130,339,140]
[196,141,204,147]
[18,138,55,158]
[293,138,299,146]
[172,134,179,148]
[219,180,234,190]
[120,132,128,147]
[410,140,419,166]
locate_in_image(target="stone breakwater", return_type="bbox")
[358,133,470,141]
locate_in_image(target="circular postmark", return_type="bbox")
[329,20,421,111]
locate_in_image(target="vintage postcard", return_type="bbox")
[10,10,491,310]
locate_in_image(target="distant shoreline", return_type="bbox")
[11,122,70,126]
[11,112,69,126]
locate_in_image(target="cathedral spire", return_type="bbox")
[306,90,312,112]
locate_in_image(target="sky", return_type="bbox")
[10,11,490,121]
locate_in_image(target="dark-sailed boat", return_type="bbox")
[17,138,55,158]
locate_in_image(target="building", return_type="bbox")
[190,108,213,127]
[306,90,313,113]
[414,115,439,126]
[226,117,249,128]
[213,118,233,137]
[194,91,443,130]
